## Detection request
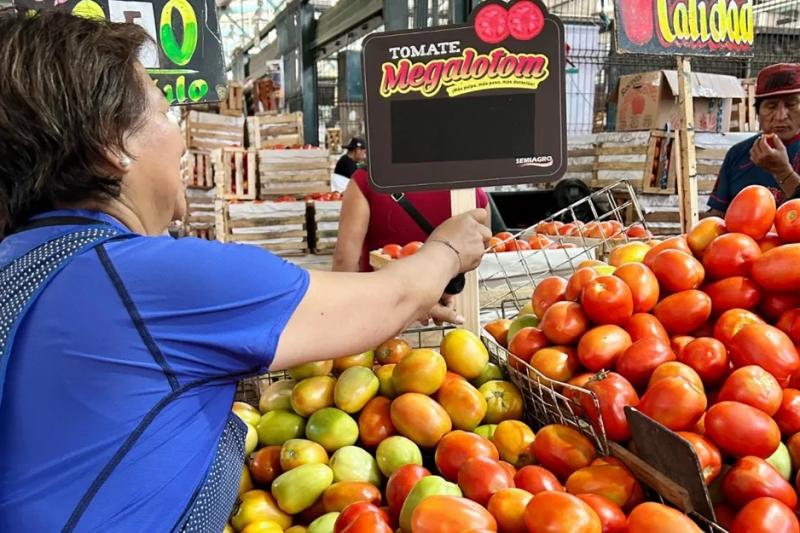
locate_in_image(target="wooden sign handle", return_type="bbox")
[676,56,699,232]
[451,189,480,334]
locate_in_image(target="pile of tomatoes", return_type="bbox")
[270,192,343,203]
[380,241,423,259]
[484,185,800,532]
[486,221,653,254]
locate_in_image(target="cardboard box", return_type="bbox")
[612,70,745,132]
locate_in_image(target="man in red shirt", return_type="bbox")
[333,168,490,272]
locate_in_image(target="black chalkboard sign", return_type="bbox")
[14,0,226,105]
[362,0,567,192]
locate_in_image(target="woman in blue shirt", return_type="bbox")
[0,10,490,532]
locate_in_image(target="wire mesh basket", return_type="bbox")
[478,180,649,321]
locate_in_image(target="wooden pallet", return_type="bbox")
[247,112,304,149]
[258,148,330,198]
[217,200,308,255]
[311,200,342,254]
[215,148,258,200]
[184,150,215,189]
[184,111,245,151]
[219,82,244,117]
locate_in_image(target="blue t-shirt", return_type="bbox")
[708,134,800,212]
[0,210,309,532]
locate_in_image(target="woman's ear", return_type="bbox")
[100,148,134,176]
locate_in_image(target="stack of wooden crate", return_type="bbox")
[311,200,342,253]
[219,82,244,117]
[216,200,308,255]
[184,187,217,240]
[247,112,304,149]
[258,148,330,198]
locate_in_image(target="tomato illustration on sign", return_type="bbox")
[508,1,545,40]
[473,4,510,44]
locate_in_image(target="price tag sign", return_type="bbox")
[362,0,567,192]
[614,0,755,56]
[15,0,226,104]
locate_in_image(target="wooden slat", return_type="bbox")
[696,164,721,175]
[594,162,647,171]
[597,146,649,156]
[567,148,595,157]
[645,210,681,223]
[260,161,329,171]
[231,229,308,240]
[229,215,306,228]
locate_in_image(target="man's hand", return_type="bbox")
[751,134,794,179]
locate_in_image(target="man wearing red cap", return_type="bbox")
[706,63,800,216]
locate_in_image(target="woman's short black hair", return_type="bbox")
[0,8,151,236]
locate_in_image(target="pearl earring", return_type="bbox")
[119,156,131,169]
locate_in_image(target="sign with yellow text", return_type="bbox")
[614,0,754,56]
[362,0,566,192]
[15,0,226,104]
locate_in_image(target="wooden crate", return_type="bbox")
[184,111,245,150]
[247,112,304,149]
[215,148,258,200]
[184,187,216,240]
[219,82,244,117]
[258,148,330,198]
[217,200,308,255]
[311,200,342,253]
[184,150,215,189]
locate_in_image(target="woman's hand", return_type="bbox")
[427,208,492,273]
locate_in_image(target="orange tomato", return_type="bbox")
[576,493,627,533]
[411,496,498,533]
[390,393,451,448]
[637,376,708,431]
[758,233,783,253]
[358,396,396,448]
[566,464,643,510]
[484,319,512,347]
[524,491,602,533]
[391,349,447,395]
[436,378,488,431]
[580,276,634,326]
[506,239,531,252]
[529,234,554,249]
[624,313,669,343]
[609,241,650,267]
[577,325,632,372]
[381,243,402,259]
[487,237,507,253]
[648,361,704,392]
[627,502,703,533]
[614,263,660,313]
[643,236,692,268]
[686,216,726,257]
[540,301,590,345]
[725,184,776,241]
[718,365,783,416]
[492,420,536,467]
[566,267,600,301]
[514,465,565,494]
[713,308,765,347]
[653,290,712,335]
[434,430,499,481]
[532,276,568,318]
[398,241,423,257]
[530,346,581,386]
[495,231,514,242]
[651,249,705,292]
[532,424,596,480]
[487,488,533,533]
[508,327,549,364]
[537,221,564,235]
[322,481,382,512]
[626,224,651,239]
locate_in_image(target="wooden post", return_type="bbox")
[676,56,699,232]
[450,189,480,335]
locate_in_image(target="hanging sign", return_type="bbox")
[362,0,567,192]
[614,0,755,56]
[14,0,226,104]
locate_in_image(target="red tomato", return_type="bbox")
[435,431,499,482]
[358,396,396,447]
[495,231,514,242]
[487,488,533,533]
[643,236,692,269]
[762,293,800,321]
[248,446,282,485]
[722,456,798,509]
[506,239,531,252]
[653,290,712,335]
[626,502,703,533]
[759,233,784,253]
[576,493,626,533]
[514,465,564,494]
[532,424,597,480]
[677,337,730,387]
[582,371,639,441]
[334,502,391,533]
[705,401,781,458]
[729,324,800,387]
[381,244,402,259]
[687,216,726,257]
[566,268,600,301]
[714,308,765,347]
[530,346,581,386]
[648,362,705,392]
[487,237,506,253]
[540,301,590,345]
[752,244,800,291]
[533,276,568,318]
[774,389,800,436]
[637,376,707,431]
[577,325,632,372]
[624,313,669,343]
[702,233,762,280]
[718,366,783,416]
[339,511,393,533]
[537,221,563,235]
[559,223,579,236]
[676,431,722,484]
[725,184,776,241]
[714,502,736,529]
[398,241,423,257]
[322,482,382,512]
[581,276,634,326]
[626,224,651,238]
[385,464,430,518]
[524,491,602,533]
[613,263,660,313]
[529,234,553,249]
[507,327,549,363]
[705,276,761,314]
[778,309,800,345]
[411,495,498,533]
[473,3,510,44]
[730,497,800,533]
[651,249,705,292]
[671,335,696,354]
[775,199,800,242]
[616,338,676,389]
[457,457,515,507]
